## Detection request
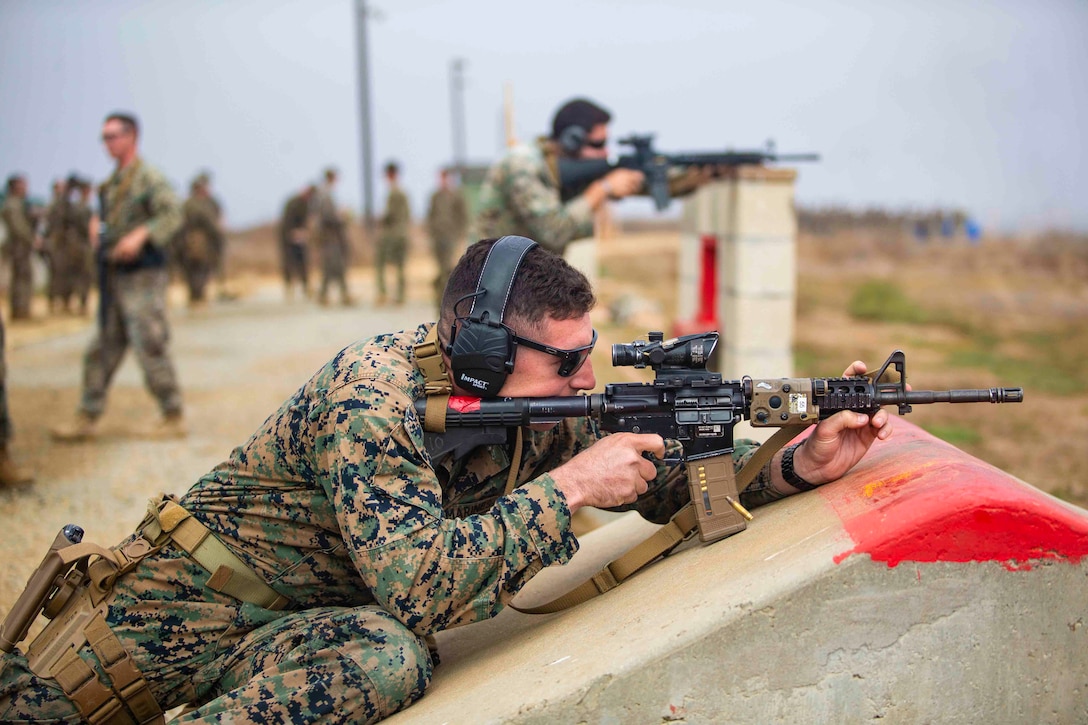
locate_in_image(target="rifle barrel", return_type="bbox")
[876,387,1024,406]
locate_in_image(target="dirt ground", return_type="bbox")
[1,222,1084,621]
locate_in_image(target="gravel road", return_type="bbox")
[0,277,432,612]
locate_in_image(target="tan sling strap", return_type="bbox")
[141,497,291,611]
[102,158,143,232]
[511,424,806,614]
[414,325,452,433]
[504,427,524,496]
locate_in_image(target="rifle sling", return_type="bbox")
[511,424,806,614]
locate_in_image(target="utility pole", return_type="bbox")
[449,58,467,178]
[355,0,375,230]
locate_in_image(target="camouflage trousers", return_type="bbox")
[9,242,34,320]
[318,236,349,304]
[51,245,94,312]
[376,236,406,304]
[0,538,432,723]
[430,236,457,305]
[282,242,309,292]
[80,267,183,419]
[0,316,10,444]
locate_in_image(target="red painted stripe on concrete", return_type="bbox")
[820,419,1088,569]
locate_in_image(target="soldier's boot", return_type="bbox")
[149,412,187,439]
[0,446,33,487]
[51,412,100,443]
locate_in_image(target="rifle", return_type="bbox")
[558,135,819,210]
[416,331,1023,545]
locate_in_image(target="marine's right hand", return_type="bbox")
[602,168,646,199]
[551,433,664,512]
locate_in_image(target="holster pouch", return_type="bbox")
[11,495,290,724]
[20,527,166,725]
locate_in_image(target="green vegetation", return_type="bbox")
[848,280,930,324]
[921,424,982,447]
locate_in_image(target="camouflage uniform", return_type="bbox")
[425,185,468,303]
[313,185,350,305]
[475,139,594,254]
[45,193,95,315]
[0,316,10,445]
[174,194,223,304]
[279,192,311,296]
[1,194,37,320]
[0,323,779,722]
[79,159,183,420]
[377,187,410,304]
[62,196,95,315]
[42,192,67,313]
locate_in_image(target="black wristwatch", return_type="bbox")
[780,442,818,492]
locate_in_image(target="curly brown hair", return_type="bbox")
[439,238,596,346]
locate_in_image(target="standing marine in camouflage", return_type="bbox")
[64,179,97,316]
[1,175,40,321]
[174,174,224,307]
[47,177,96,316]
[475,98,645,254]
[425,168,468,307]
[0,236,894,723]
[279,184,315,300]
[51,112,185,442]
[313,168,352,306]
[41,180,68,314]
[377,161,410,306]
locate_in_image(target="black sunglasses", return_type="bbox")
[512,329,598,377]
[582,138,607,150]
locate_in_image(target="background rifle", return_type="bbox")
[558,135,819,210]
[416,331,1023,543]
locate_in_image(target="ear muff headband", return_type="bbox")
[557,124,587,155]
[449,235,538,397]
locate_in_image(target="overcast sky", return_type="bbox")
[1,0,1085,232]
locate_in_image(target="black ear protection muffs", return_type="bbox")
[556,124,587,156]
[447,235,538,397]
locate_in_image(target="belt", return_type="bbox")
[140,497,291,611]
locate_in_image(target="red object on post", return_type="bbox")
[673,234,720,336]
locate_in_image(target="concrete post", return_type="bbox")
[715,166,798,378]
[680,166,799,441]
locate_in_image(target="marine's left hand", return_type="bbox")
[790,360,896,486]
[109,227,150,263]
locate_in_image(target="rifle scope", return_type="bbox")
[612,331,719,371]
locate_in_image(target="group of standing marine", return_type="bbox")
[2,174,96,321]
[0,109,474,488]
[0,111,193,484]
[277,161,469,310]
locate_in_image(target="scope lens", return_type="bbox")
[612,343,642,366]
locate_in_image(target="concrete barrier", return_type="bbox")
[386,419,1088,724]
